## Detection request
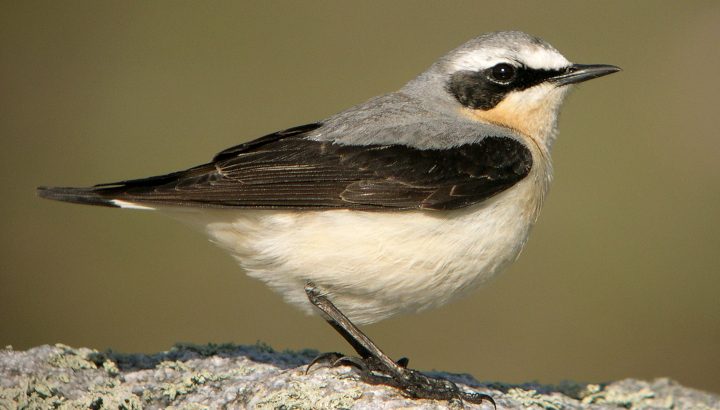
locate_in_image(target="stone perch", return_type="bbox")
[0,343,717,410]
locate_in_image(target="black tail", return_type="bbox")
[36,186,120,208]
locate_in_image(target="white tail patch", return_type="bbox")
[111,200,157,210]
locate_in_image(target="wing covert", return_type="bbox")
[38,124,533,211]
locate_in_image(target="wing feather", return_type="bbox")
[37,123,532,211]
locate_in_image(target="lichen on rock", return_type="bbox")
[0,344,717,410]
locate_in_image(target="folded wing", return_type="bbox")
[37,123,532,211]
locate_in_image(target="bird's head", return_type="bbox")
[406,31,620,151]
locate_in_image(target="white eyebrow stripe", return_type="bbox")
[520,47,570,70]
[450,54,516,72]
[450,47,570,73]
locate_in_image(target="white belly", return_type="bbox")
[166,177,544,325]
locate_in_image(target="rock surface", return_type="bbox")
[0,343,717,410]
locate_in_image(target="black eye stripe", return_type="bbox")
[446,65,567,110]
[510,66,565,90]
[447,70,506,110]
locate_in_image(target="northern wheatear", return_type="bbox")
[38,31,619,404]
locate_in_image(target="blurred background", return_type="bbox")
[2,1,718,394]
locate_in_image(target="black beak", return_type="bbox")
[552,64,621,86]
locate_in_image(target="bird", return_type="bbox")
[37,31,619,404]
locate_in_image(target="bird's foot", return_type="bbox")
[304,282,494,407]
[308,352,494,407]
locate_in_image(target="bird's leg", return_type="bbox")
[304,282,495,407]
[304,282,405,372]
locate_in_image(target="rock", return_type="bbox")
[0,343,717,410]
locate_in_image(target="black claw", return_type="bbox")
[396,357,409,368]
[393,369,495,407]
[333,355,368,370]
[306,351,345,373]
[465,391,496,407]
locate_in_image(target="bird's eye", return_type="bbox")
[489,63,516,83]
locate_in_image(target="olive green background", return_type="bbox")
[2,1,718,393]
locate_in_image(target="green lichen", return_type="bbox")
[47,344,97,371]
[0,385,24,410]
[0,383,142,410]
[153,357,261,403]
[254,379,363,410]
[507,388,568,410]
[141,389,154,403]
[102,360,120,377]
[0,378,65,410]
[166,404,210,410]
[157,360,191,372]
[549,380,605,401]
[60,379,142,410]
[576,381,720,410]
[159,368,237,401]
[49,372,71,384]
[582,385,656,409]
[49,344,129,378]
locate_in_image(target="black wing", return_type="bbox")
[37,122,532,211]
